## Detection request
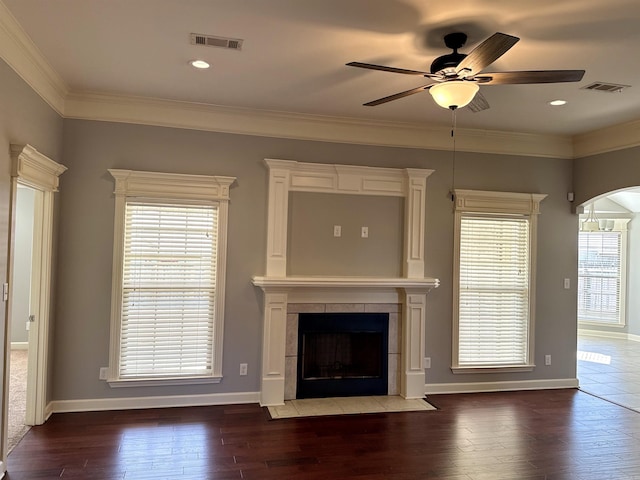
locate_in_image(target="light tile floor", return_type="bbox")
[578,334,640,411]
[268,395,436,419]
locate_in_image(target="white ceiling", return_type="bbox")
[4,0,640,137]
[594,189,640,214]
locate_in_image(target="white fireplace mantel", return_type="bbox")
[254,160,439,406]
[252,276,439,290]
[253,275,439,406]
[263,159,434,279]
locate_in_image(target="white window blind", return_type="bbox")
[578,231,622,325]
[458,215,530,366]
[120,202,218,379]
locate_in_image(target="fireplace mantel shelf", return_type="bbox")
[252,276,439,290]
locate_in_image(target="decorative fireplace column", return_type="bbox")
[253,160,439,406]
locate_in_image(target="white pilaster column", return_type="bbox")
[260,290,289,406]
[403,169,431,279]
[264,160,293,277]
[400,288,427,399]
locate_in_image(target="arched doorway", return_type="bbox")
[577,188,640,412]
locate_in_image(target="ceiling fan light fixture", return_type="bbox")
[429,81,479,109]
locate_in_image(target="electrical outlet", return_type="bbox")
[240,363,248,376]
[545,355,551,366]
[99,367,109,380]
[563,278,570,289]
[424,357,431,369]
[333,225,341,237]
[361,226,369,238]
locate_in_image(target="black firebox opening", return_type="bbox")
[296,312,389,399]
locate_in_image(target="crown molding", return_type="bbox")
[2,0,640,159]
[65,91,573,159]
[573,118,640,158]
[0,3,573,163]
[0,0,67,114]
[0,0,584,161]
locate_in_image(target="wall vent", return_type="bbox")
[190,33,243,51]
[581,82,630,93]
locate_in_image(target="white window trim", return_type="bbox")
[452,189,547,373]
[107,169,235,387]
[577,218,630,328]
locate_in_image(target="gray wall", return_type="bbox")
[288,192,404,276]
[574,146,640,206]
[10,186,35,344]
[54,118,578,402]
[0,58,63,445]
[574,148,640,336]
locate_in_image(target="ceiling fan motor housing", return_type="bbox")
[430,52,467,74]
[430,32,468,74]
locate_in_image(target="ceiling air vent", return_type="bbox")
[582,82,630,93]
[190,33,243,51]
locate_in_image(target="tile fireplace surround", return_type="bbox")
[252,160,439,406]
[287,302,401,400]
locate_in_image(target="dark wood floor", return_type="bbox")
[7,389,640,479]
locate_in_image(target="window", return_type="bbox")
[578,221,628,326]
[452,190,546,372]
[108,169,235,386]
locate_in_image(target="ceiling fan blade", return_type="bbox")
[363,84,434,106]
[468,91,490,113]
[474,70,585,85]
[455,32,519,76]
[347,61,440,78]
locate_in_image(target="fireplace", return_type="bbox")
[297,313,389,398]
[252,160,439,406]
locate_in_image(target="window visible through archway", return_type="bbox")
[578,220,628,326]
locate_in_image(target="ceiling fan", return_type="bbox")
[347,32,585,112]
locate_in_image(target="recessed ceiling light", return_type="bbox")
[190,60,210,69]
[549,99,567,106]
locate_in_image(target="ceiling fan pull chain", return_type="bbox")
[450,108,457,201]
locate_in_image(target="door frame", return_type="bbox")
[2,144,66,455]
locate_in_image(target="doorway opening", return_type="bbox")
[3,144,66,458]
[577,189,640,413]
[7,185,36,451]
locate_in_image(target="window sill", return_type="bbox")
[451,365,535,374]
[108,375,222,388]
[578,321,626,329]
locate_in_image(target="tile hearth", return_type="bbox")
[267,395,436,419]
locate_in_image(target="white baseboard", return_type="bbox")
[49,391,261,413]
[424,378,579,395]
[10,342,28,350]
[47,379,585,414]
[579,328,640,342]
